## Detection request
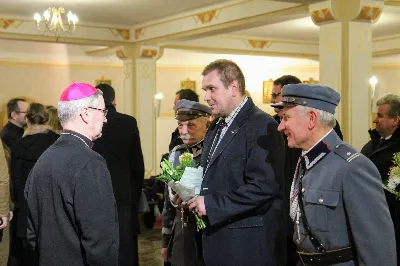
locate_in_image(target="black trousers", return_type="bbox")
[118,206,139,266]
[7,212,38,266]
[287,236,299,266]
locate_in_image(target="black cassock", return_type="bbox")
[24,131,119,266]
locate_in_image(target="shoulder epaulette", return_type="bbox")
[334,144,361,162]
[171,144,187,153]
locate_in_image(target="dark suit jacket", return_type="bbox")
[93,104,144,235]
[200,99,285,266]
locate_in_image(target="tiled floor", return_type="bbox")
[0,223,164,266]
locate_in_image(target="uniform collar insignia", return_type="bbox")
[304,141,331,170]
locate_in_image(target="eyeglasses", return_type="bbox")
[271,92,282,99]
[88,107,108,116]
[15,111,27,114]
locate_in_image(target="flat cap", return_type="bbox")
[175,99,211,121]
[270,84,340,114]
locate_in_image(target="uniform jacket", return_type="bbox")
[200,99,285,266]
[162,142,204,266]
[11,127,58,237]
[24,132,119,266]
[295,130,396,265]
[273,114,343,237]
[93,104,144,235]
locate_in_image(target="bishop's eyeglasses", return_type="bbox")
[88,107,108,116]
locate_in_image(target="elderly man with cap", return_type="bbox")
[272,84,396,265]
[161,99,211,266]
[24,83,119,266]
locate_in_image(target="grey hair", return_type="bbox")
[57,89,103,126]
[376,94,400,118]
[296,106,336,129]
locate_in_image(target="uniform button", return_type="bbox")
[319,198,324,204]
[301,188,305,193]
[347,152,351,156]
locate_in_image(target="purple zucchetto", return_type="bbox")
[59,82,97,101]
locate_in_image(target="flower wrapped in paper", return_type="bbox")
[383,152,400,200]
[157,152,206,230]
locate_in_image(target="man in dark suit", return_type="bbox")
[93,84,144,266]
[0,98,28,242]
[188,59,285,266]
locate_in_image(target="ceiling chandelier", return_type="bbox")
[34,7,78,35]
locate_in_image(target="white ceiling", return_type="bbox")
[0,0,234,26]
[232,5,400,42]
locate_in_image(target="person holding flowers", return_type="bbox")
[161,99,211,266]
[362,94,400,265]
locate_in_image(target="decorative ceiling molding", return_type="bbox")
[310,8,335,25]
[0,19,23,29]
[135,28,145,40]
[193,9,221,24]
[109,28,130,40]
[355,5,382,23]
[246,39,271,49]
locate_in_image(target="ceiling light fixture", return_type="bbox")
[34,7,78,35]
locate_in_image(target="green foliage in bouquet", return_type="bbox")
[383,152,400,200]
[157,152,206,230]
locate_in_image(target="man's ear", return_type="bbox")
[80,108,90,124]
[393,116,400,128]
[112,99,116,107]
[308,109,317,130]
[230,80,240,97]
[206,120,211,129]
[10,111,17,120]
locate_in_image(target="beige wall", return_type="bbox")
[0,61,124,128]
[372,66,400,99]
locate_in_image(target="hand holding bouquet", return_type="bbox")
[382,152,400,200]
[158,152,206,230]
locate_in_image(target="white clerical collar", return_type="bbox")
[302,129,333,156]
[383,135,392,141]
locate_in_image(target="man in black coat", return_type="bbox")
[189,59,285,266]
[93,84,144,266]
[0,98,28,242]
[271,75,344,265]
[361,94,400,265]
[0,98,28,152]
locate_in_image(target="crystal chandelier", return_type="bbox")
[34,7,78,35]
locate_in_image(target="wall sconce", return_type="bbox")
[154,92,163,118]
[369,76,379,113]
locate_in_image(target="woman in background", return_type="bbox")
[8,103,59,266]
[45,106,62,134]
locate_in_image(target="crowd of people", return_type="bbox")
[0,58,398,266]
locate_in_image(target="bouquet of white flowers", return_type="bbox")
[157,152,206,230]
[382,152,400,200]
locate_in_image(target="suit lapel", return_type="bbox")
[205,99,256,174]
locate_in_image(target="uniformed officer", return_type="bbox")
[161,99,211,266]
[271,84,396,265]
